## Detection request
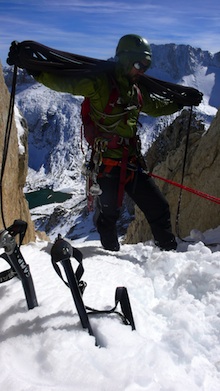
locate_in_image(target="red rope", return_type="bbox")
[149,173,220,205]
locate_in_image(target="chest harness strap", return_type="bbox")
[85,81,143,209]
[99,83,143,207]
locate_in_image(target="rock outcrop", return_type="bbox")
[0,63,35,243]
[125,109,220,244]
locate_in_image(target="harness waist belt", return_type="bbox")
[95,133,137,150]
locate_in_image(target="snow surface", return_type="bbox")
[1,226,220,391]
[14,105,25,155]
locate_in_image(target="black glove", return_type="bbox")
[26,69,40,78]
[193,91,203,106]
[187,89,203,107]
[7,41,22,67]
[180,90,203,107]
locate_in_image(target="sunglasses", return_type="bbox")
[133,62,149,72]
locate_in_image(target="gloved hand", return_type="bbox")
[194,91,203,106]
[181,90,203,107]
[7,41,22,67]
[26,69,40,78]
[188,90,203,107]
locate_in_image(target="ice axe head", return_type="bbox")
[51,235,73,262]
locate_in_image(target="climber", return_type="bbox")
[7,34,202,251]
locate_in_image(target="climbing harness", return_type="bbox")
[81,77,121,146]
[81,76,143,210]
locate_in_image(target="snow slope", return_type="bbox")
[0,227,220,391]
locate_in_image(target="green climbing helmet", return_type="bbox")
[115,34,152,72]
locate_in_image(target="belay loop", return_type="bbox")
[51,235,136,345]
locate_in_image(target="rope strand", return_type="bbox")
[175,107,193,238]
[149,173,220,204]
[0,65,17,229]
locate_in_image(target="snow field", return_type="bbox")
[1,232,220,390]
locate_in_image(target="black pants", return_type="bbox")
[96,166,176,250]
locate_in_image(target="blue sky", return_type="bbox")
[0,0,219,66]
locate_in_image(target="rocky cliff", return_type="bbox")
[0,63,35,243]
[125,108,220,244]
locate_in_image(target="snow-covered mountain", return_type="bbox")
[150,44,220,112]
[3,43,220,239]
